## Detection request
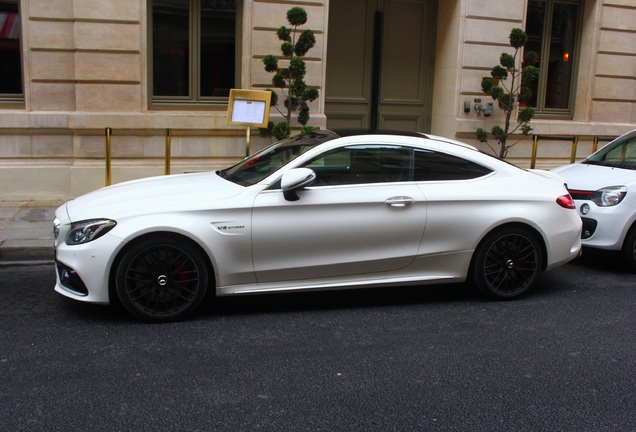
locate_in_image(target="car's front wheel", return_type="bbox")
[472,227,542,299]
[115,235,209,322]
[621,227,636,273]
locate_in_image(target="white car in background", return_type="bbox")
[553,129,636,272]
[54,130,582,322]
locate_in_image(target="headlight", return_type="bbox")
[592,186,627,207]
[66,219,117,245]
[53,218,60,240]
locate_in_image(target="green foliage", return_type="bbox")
[262,55,278,73]
[295,30,316,56]
[272,121,291,140]
[489,86,505,103]
[289,56,306,77]
[287,7,307,26]
[500,53,515,69]
[518,107,535,123]
[481,78,494,94]
[281,42,294,57]
[476,28,539,159]
[265,88,278,106]
[524,50,538,64]
[261,7,319,140]
[277,26,291,42]
[259,121,273,138]
[509,28,528,48]
[476,128,488,143]
[522,65,540,83]
[304,87,319,101]
[491,126,506,143]
[491,66,508,80]
[298,103,310,125]
[272,74,286,88]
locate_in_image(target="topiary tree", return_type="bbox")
[476,28,539,159]
[261,7,319,140]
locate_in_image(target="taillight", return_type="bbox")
[556,194,576,209]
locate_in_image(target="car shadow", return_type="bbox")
[569,247,628,274]
[201,283,484,318]
[56,295,138,324]
[57,271,589,324]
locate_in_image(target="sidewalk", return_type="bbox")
[0,200,64,264]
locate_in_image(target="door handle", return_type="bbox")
[385,196,414,207]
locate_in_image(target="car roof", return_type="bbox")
[332,129,479,151]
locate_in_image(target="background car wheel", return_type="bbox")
[472,227,542,299]
[115,235,209,322]
[621,227,636,273]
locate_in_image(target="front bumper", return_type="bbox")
[573,199,634,251]
[54,233,123,304]
[54,205,121,304]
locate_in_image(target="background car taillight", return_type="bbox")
[556,194,576,209]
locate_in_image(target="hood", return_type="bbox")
[65,171,244,221]
[552,163,636,191]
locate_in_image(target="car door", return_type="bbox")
[251,145,427,283]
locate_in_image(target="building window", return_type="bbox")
[150,0,238,107]
[0,0,23,104]
[525,0,581,117]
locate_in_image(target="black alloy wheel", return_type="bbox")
[115,236,209,322]
[472,227,542,299]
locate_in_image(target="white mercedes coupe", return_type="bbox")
[53,130,582,322]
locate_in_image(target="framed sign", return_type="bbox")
[226,89,272,128]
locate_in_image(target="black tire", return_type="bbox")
[621,227,636,273]
[115,235,209,322]
[472,227,542,299]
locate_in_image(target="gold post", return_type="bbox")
[592,137,599,153]
[245,126,251,157]
[105,127,112,186]
[530,135,539,169]
[165,128,172,175]
[569,136,579,163]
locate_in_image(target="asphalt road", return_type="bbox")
[1,251,635,432]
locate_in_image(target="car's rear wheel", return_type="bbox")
[115,235,209,322]
[472,227,542,299]
[621,227,636,273]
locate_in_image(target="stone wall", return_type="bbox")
[0,0,634,200]
[432,0,635,161]
[0,0,328,200]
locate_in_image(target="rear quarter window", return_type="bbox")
[414,149,493,181]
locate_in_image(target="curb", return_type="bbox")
[0,241,54,263]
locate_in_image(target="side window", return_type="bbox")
[414,149,492,181]
[304,146,413,186]
[0,0,23,105]
[605,138,636,165]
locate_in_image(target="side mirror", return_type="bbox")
[281,168,316,201]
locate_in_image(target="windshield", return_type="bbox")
[583,130,636,170]
[218,130,341,186]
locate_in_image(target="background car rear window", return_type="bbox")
[414,149,492,181]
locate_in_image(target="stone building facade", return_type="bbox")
[0,0,634,200]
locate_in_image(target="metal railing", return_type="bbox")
[530,134,616,169]
[103,128,185,186]
[99,130,619,184]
